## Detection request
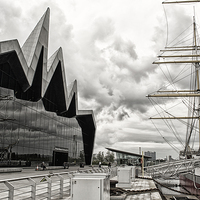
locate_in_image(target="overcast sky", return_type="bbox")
[1,0,200,159]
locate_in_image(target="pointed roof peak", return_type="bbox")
[22,8,50,68]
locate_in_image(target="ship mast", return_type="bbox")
[147,2,200,156]
[193,15,200,152]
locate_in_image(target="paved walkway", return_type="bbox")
[111,176,162,200]
[0,167,161,200]
[0,165,91,180]
[0,165,107,200]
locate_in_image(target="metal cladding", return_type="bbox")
[0,8,96,165]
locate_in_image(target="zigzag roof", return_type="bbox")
[0,8,96,165]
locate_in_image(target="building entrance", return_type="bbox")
[52,147,68,166]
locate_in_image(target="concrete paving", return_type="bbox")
[111,176,162,200]
[3,167,189,200]
[0,167,161,200]
[0,165,91,181]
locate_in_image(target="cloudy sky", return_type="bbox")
[1,0,200,159]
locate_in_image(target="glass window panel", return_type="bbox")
[0,84,86,165]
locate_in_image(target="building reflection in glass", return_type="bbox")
[116,152,140,165]
[0,87,84,166]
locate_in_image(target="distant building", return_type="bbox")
[144,151,156,161]
[106,148,151,166]
[0,8,96,167]
[139,147,141,155]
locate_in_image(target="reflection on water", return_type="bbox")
[161,186,182,196]
[156,179,187,196]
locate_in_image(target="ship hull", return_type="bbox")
[180,173,200,198]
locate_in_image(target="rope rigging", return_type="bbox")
[148,2,200,156]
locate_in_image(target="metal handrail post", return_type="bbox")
[45,176,52,200]
[58,174,64,199]
[4,181,14,200]
[28,178,36,199]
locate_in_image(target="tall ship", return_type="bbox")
[147,0,200,197]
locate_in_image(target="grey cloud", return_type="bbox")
[96,104,131,124]
[117,109,130,121]
[95,129,116,147]
[105,38,157,85]
[112,36,137,59]
[61,14,153,115]
[95,126,177,149]
[121,133,170,144]
[108,88,114,96]
[99,80,114,97]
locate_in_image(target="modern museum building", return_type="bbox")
[0,8,96,167]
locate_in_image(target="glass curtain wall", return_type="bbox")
[0,87,84,166]
[116,152,141,166]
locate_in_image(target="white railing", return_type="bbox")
[145,158,200,178]
[0,167,117,200]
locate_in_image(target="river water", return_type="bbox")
[156,179,188,196]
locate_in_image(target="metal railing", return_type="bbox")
[145,158,200,178]
[0,166,117,200]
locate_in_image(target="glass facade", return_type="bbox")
[116,152,140,165]
[0,8,96,166]
[116,152,150,167]
[105,147,151,167]
[0,87,84,166]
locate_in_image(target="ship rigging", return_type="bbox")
[147,0,200,158]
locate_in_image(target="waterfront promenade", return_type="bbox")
[0,165,102,200]
[1,166,198,200]
[0,165,163,200]
[0,165,161,200]
[0,165,90,180]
